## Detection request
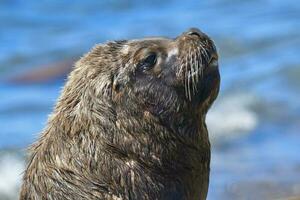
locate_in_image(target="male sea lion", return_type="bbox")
[20,28,220,200]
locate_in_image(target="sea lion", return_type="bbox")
[20,28,220,200]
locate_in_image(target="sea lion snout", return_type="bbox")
[172,28,220,102]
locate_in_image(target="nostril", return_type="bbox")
[186,28,203,37]
[188,31,201,37]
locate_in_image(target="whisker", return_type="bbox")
[184,58,188,99]
[192,51,198,94]
[177,58,184,77]
[187,70,191,101]
[195,51,199,84]
[200,43,209,63]
[190,49,196,95]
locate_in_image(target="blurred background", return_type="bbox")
[0,0,300,199]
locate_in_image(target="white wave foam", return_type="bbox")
[0,154,24,200]
[207,93,258,142]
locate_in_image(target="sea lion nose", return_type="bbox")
[185,28,205,38]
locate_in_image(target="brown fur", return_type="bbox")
[20,28,220,200]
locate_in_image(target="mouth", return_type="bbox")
[198,59,220,103]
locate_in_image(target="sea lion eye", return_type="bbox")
[209,58,217,67]
[208,54,218,68]
[138,53,157,71]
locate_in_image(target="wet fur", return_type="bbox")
[20,31,220,200]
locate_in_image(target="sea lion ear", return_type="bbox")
[112,64,132,93]
[112,73,127,93]
[112,77,122,93]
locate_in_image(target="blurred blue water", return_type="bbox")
[0,0,300,199]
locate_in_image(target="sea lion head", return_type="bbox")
[75,28,220,129]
